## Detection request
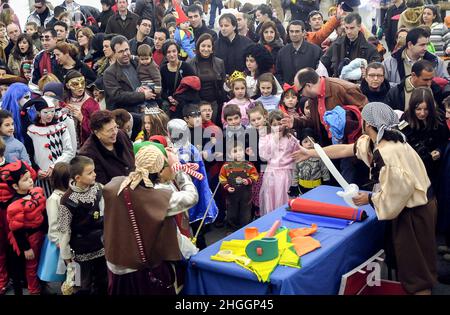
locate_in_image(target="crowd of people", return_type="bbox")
[0,0,449,296]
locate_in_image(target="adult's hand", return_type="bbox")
[24,249,35,260]
[281,115,294,130]
[352,192,370,206]
[291,145,312,162]
[142,87,156,100]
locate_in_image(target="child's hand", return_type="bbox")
[227,187,235,193]
[431,150,440,161]
[24,249,35,260]
[242,178,251,185]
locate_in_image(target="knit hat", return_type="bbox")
[172,0,189,25]
[43,82,64,101]
[361,102,406,144]
[117,145,168,195]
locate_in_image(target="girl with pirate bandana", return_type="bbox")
[0,161,46,295]
[63,70,100,147]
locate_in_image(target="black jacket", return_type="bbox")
[103,59,145,112]
[98,8,115,33]
[54,58,97,85]
[382,2,407,52]
[321,32,381,77]
[360,79,391,103]
[188,55,226,104]
[385,77,444,111]
[193,21,218,43]
[289,0,319,23]
[129,36,155,55]
[215,33,254,75]
[105,10,140,40]
[275,40,322,85]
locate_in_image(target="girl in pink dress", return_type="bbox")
[259,110,300,216]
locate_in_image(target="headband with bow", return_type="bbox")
[283,83,298,93]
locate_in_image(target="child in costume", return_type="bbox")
[0,137,8,295]
[167,119,218,249]
[259,110,300,216]
[0,161,46,295]
[172,0,196,60]
[289,128,330,196]
[37,162,70,284]
[0,110,31,165]
[25,97,75,197]
[219,141,258,230]
[57,156,107,295]
[222,71,252,127]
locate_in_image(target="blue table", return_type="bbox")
[184,185,385,295]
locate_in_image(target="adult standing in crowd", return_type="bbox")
[31,28,58,85]
[187,5,217,43]
[421,5,449,57]
[304,5,343,47]
[53,41,97,84]
[5,23,20,61]
[134,0,156,26]
[382,0,407,52]
[53,21,76,44]
[289,0,319,24]
[321,13,380,78]
[258,21,284,64]
[360,62,391,103]
[153,28,169,66]
[160,40,196,117]
[103,35,156,112]
[215,13,253,75]
[235,11,259,43]
[255,4,286,43]
[79,110,135,185]
[76,27,95,66]
[105,0,140,40]
[383,27,449,85]
[98,0,115,33]
[26,0,53,30]
[94,33,116,77]
[275,20,322,85]
[7,34,37,76]
[188,33,226,124]
[129,17,154,56]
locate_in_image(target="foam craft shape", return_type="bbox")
[288,224,318,239]
[289,198,368,222]
[266,220,281,237]
[312,141,359,208]
[245,227,259,240]
[291,236,322,257]
[245,237,279,262]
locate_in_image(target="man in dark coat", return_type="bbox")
[321,13,380,77]
[214,13,253,75]
[382,0,406,52]
[275,20,322,85]
[105,0,140,40]
[103,35,157,112]
[186,5,217,42]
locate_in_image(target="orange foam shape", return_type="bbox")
[291,236,321,257]
[289,224,318,239]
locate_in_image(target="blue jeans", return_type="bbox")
[209,0,223,28]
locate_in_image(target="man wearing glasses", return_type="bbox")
[26,0,54,30]
[31,28,58,84]
[129,17,155,56]
[360,62,391,103]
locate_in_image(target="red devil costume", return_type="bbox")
[0,161,46,295]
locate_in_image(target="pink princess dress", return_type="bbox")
[258,132,300,216]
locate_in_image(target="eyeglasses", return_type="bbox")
[298,83,309,95]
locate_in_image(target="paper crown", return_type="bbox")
[229,71,246,83]
[172,0,189,25]
[144,106,162,115]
